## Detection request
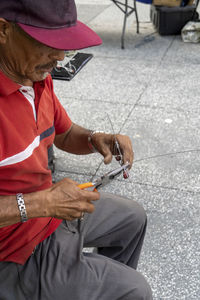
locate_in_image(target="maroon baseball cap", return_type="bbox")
[0,0,102,50]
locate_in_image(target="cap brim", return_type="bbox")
[18,21,102,50]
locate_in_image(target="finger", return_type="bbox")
[67,211,84,221]
[119,139,134,168]
[79,189,100,202]
[123,155,133,170]
[123,149,134,168]
[81,202,96,214]
[66,202,96,217]
[103,152,113,165]
[100,145,113,164]
[122,154,133,171]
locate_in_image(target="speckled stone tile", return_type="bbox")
[53,147,102,177]
[52,170,91,184]
[122,105,200,161]
[100,181,200,300]
[163,35,200,66]
[86,28,174,60]
[53,56,155,105]
[138,63,200,113]
[77,4,110,24]
[54,99,132,132]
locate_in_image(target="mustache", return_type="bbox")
[36,61,57,70]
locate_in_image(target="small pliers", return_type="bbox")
[78,162,130,191]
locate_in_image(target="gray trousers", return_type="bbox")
[0,192,152,300]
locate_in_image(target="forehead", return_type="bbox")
[11,23,50,51]
[13,24,41,43]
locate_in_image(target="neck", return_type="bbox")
[0,60,33,87]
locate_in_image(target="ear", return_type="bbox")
[0,18,11,44]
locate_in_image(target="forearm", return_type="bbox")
[54,123,93,154]
[0,178,99,228]
[0,190,47,228]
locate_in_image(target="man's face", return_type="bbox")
[0,21,65,86]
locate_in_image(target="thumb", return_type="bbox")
[102,147,113,164]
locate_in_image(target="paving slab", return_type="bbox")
[53,57,153,104]
[139,62,200,113]
[52,170,91,185]
[85,27,174,60]
[53,147,102,177]
[122,105,200,159]
[77,4,111,24]
[60,100,133,133]
[163,35,200,66]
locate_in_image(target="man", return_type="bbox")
[0,0,152,299]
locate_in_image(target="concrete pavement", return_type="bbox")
[53,1,200,299]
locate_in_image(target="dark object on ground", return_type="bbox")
[51,52,93,81]
[150,4,199,35]
[48,145,55,174]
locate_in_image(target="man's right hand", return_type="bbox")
[45,178,100,220]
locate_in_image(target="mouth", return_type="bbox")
[37,62,57,74]
[41,67,54,73]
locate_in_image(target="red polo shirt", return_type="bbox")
[0,71,72,264]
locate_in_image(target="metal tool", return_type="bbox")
[107,114,129,179]
[78,162,130,191]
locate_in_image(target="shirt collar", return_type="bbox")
[0,70,46,97]
[0,70,21,96]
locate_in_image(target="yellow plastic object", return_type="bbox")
[77,182,94,190]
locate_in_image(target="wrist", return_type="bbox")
[23,189,50,219]
[88,130,105,153]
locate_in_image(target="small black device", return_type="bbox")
[51,52,93,81]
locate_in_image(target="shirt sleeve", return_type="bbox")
[47,76,72,135]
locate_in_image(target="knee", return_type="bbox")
[128,273,153,300]
[128,201,147,231]
[133,279,152,300]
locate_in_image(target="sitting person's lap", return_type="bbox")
[0,192,152,300]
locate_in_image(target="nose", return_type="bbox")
[48,49,65,62]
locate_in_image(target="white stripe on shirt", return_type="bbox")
[0,136,40,167]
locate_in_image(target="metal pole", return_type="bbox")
[121,0,128,49]
[134,0,139,34]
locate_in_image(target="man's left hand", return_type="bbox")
[91,132,134,169]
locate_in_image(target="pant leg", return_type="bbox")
[82,192,147,269]
[0,261,27,300]
[20,220,152,300]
